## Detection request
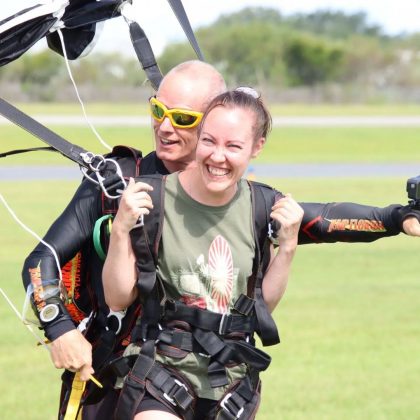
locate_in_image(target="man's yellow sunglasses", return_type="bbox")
[149,97,203,129]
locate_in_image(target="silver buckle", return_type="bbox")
[163,379,188,407]
[163,392,176,406]
[220,393,244,419]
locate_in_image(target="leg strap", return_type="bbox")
[217,376,261,420]
[114,340,155,420]
[115,340,196,420]
[146,365,195,414]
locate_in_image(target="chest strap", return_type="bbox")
[163,300,255,336]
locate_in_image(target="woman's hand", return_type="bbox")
[271,193,304,250]
[263,194,304,312]
[113,178,154,234]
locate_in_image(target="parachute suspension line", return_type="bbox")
[0,288,50,353]
[56,28,112,152]
[0,193,62,283]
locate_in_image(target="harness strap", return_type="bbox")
[158,329,194,352]
[115,340,155,420]
[115,340,195,420]
[192,328,271,388]
[217,376,260,420]
[232,294,255,316]
[129,175,166,301]
[128,22,163,90]
[0,97,88,167]
[166,0,205,61]
[164,300,255,335]
[253,285,280,346]
[157,325,272,389]
[147,365,195,412]
[130,223,157,297]
[249,182,281,346]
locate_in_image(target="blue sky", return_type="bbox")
[2,0,420,56]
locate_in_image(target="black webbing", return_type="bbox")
[249,182,281,346]
[0,97,88,167]
[128,22,163,90]
[115,340,155,420]
[115,340,195,419]
[164,300,255,335]
[166,0,205,61]
[217,376,259,420]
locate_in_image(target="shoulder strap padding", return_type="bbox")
[129,175,166,299]
[248,180,282,346]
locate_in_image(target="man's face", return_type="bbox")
[152,75,208,172]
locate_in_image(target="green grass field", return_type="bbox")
[14,102,420,116]
[0,105,419,419]
[0,177,418,419]
[2,124,420,165]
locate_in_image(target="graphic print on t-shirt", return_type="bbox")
[208,235,233,313]
[178,235,236,313]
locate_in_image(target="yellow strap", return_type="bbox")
[64,372,85,420]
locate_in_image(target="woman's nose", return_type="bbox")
[211,147,226,162]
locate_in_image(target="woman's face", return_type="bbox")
[196,106,264,196]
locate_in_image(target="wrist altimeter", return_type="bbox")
[39,303,64,325]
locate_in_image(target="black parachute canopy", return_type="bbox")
[0,3,58,66]
[0,0,204,67]
[47,0,124,60]
[0,0,124,66]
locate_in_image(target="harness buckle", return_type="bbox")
[163,392,177,406]
[163,379,189,407]
[218,313,229,335]
[106,309,126,335]
[220,392,244,419]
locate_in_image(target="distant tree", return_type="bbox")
[159,9,289,86]
[339,36,396,85]
[20,50,64,85]
[282,35,344,85]
[287,10,384,39]
[215,7,283,26]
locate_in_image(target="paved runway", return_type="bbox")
[1,162,419,181]
[2,115,420,127]
[1,114,418,180]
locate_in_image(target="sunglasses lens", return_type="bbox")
[172,112,198,127]
[151,102,165,120]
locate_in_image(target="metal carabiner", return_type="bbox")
[79,152,127,200]
[97,158,127,200]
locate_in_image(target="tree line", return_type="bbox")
[1,7,420,102]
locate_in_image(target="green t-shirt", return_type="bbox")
[157,173,255,314]
[126,173,257,400]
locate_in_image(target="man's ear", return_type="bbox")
[251,137,265,158]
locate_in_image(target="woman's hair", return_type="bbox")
[198,87,272,143]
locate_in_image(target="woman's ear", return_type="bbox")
[251,137,265,158]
